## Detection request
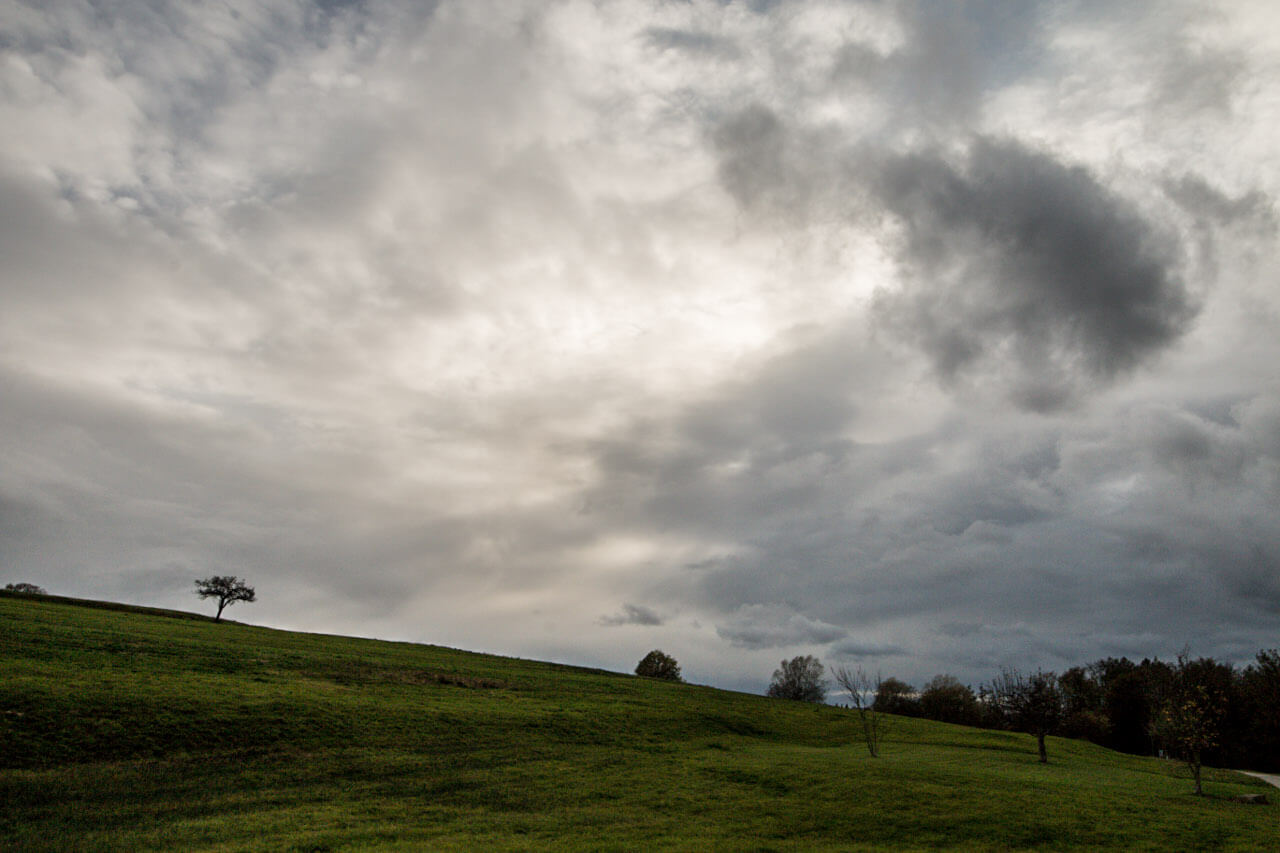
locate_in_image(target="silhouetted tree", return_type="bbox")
[873,677,920,716]
[767,655,826,702]
[194,576,256,622]
[833,666,889,756]
[4,583,46,594]
[635,649,683,682]
[1238,650,1280,771]
[1090,657,1159,754]
[1057,665,1111,742]
[919,675,980,726]
[990,668,1064,763]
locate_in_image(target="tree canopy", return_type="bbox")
[194,576,256,622]
[635,650,683,682]
[767,655,826,703]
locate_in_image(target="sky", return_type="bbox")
[2,0,1278,696]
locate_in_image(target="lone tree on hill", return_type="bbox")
[990,668,1064,763]
[834,665,890,756]
[635,649,683,682]
[767,655,826,703]
[194,576,256,622]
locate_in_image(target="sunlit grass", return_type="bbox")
[1,593,1274,851]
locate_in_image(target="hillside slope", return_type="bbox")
[1,594,1274,851]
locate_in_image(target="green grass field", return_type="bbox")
[1,593,1275,851]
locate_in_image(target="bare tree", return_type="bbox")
[767,655,826,703]
[833,666,889,757]
[635,649,683,682]
[194,576,256,622]
[990,668,1064,763]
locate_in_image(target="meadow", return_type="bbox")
[1,592,1275,851]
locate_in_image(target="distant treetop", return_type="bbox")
[635,649,683,682]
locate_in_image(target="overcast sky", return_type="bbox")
[3,0,1278,695]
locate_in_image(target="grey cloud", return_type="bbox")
[716,604,847,650]
[712,105,792,212]
[874,138,1196,403]
[1163,174,1275,226]
[585,369,1280,682]
[832,1,1050,126]
[709,115,1197,409]
[1156,39,1246,118]
[644,27,739,59]
[599,603,664,627]
[830,639,906,659]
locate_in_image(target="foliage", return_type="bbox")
[989,668,1065,763]
[766,655,826,703]
[919,674,980,726]
[634,649,682,682]
[873,677,920,716]
[4,583,45,594]
[1,595,1277,851]
[833,666,890,756]
[193,576,256,622]
[1240,650,1280,766]
[1154,652,1226,796]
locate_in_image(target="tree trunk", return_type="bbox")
[215,599,226,622]
[1037,732,1048,763]
[1192,751,1203,796]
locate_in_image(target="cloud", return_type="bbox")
[872,138,1197,405]
[716,604,848,650]
[599,603,664,627]
[830,639,907,659]
[644,27,739,60]
[0,0,1277,693]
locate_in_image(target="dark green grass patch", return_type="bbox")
[1,595,1275,851]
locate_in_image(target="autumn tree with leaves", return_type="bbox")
[1155,652,1226,796]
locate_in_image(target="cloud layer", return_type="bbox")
[2,0,1277,692]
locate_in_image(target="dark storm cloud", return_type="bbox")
[710,104,1198,408]
[873,139,1197,403]
[599,603,665,627]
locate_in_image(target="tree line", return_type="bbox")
[635,647,1279,791]
[874,651,1277,774]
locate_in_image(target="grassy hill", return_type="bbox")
[1,593,1274,851]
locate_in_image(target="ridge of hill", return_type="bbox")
[1,594,1273,851]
